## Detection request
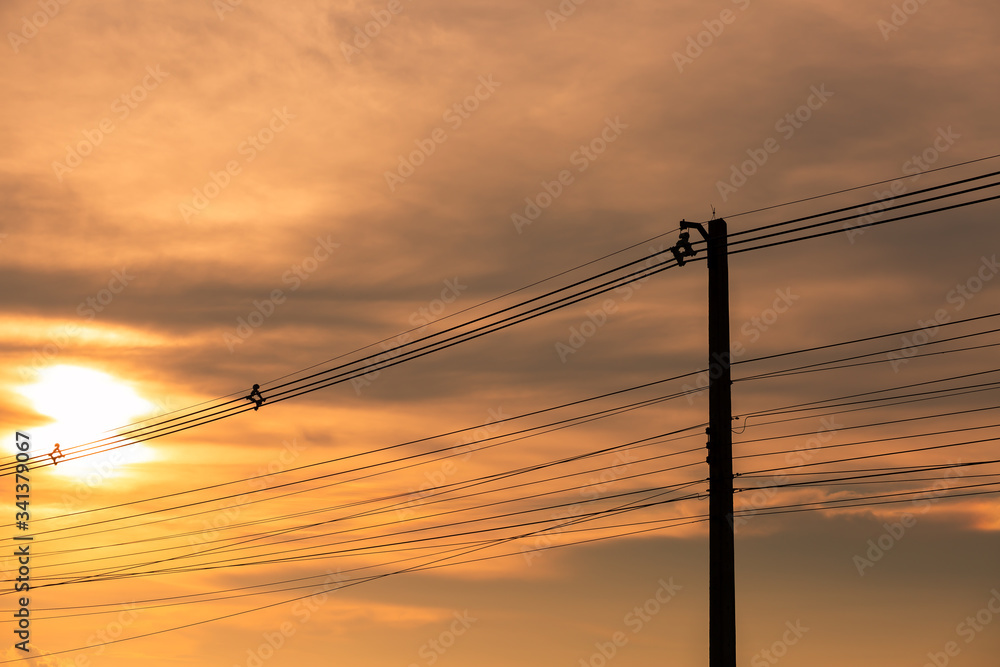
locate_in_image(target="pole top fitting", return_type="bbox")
[679,219,708,240]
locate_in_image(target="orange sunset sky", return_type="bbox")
[2,0,1000,666]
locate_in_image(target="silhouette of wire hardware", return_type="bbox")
[245,384,265,411]
[671,220,706,266]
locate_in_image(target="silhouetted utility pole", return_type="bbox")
[677,218,736,667]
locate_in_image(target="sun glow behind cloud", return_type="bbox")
[17,364,157,477]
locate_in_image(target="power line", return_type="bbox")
[728,168,1000,234]
[734,311,1000,367]
[20,433,705,572]
[719,153,1000,219]
[99,229,683,433]
[737,329,1000,382]
[736,460,1000,491]
[0,505,709,660]
[2,388,706,541]
[42,481,705,585]
[14,182,998,472]
[6,251,693,471]
[731,192,1000,255]
[10,371,707,525]
[0,489,706,665]
[737,435,1000,476]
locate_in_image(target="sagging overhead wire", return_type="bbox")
[3,251,693,473]
[721,153,1000,220]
